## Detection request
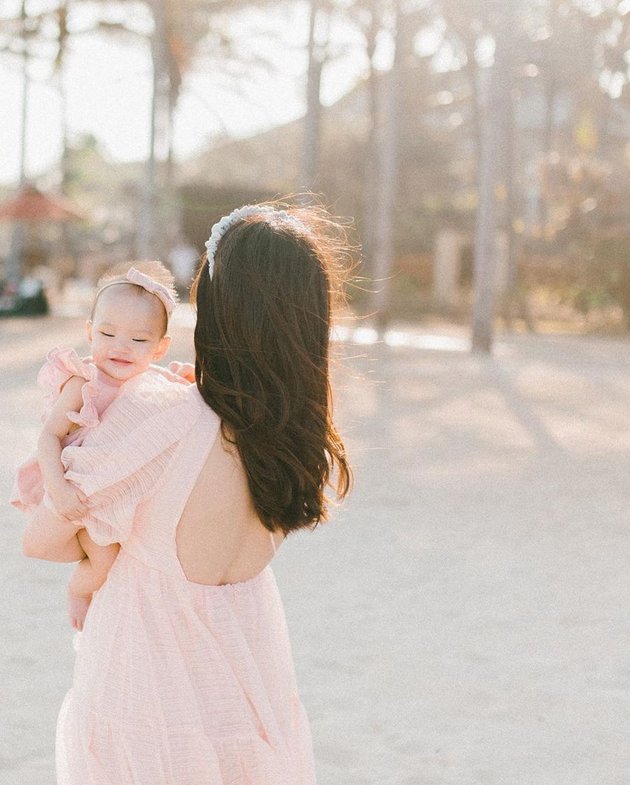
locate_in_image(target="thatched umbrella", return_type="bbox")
[0,185,85,281]
[0,185,84,222]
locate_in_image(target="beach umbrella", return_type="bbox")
[0,185,84,223]
[0,185,85,282]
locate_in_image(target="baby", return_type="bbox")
[12,260,190,629]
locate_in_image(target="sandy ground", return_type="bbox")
[1,313,630,785]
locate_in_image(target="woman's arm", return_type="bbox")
[22,503,86,562]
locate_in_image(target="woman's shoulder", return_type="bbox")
[110,368,196,416]
[99,369,218,435]
[65,374,209,494]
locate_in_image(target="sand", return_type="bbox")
[1,314,629,785]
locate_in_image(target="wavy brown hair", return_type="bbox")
[190,203,352,534]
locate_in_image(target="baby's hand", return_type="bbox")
[50,480,87,522]
[67,586,91,632]
[168,361,195,384]
[168,360,195,384]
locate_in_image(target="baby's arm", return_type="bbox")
[37,376,88,521]
[67,530,120,631]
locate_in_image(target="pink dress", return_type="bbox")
[54,373,317,784]
[11,347,124,513]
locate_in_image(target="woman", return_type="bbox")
[23,203,352,785]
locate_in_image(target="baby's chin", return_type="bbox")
[97,361,152,385]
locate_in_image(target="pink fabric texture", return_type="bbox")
[55,377,317,784]
[11,347,123,513]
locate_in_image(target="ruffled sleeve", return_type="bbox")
[61,372,201,545]
[37,347,99,428]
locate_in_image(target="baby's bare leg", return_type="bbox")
[67,531,120,630]
[67,587,92,632]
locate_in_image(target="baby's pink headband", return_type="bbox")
[95,267,178,317]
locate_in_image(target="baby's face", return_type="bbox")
[87,286,170,383]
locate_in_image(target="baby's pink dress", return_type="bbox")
[11,347,124,513]
[54,373,317,784]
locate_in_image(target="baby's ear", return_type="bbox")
[153,335,171,361]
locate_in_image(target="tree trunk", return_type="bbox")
[299,0,325,197]
[466,38,482,161]
[471,66,498,352]
[57,0,75,276]
[537,0,560,232]
[372,1,402,333]
[138,0,169,259]
[361,1,380,279]
[471,3,512,353]
[138,51,158,260]
[495,5,533,332]
[18,0,29,187]
[7,0,30,282]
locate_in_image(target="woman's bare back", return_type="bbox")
[175,428,283,586]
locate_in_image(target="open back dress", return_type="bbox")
[55,372,316,785]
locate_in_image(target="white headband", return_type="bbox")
[204,204,306,277]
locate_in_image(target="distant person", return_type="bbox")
[168,234,199,297]
[22,202,352,784]
[13,260,185,630]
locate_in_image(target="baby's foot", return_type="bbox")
[67,588,91,632]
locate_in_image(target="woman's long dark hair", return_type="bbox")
[190,204,352,534]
